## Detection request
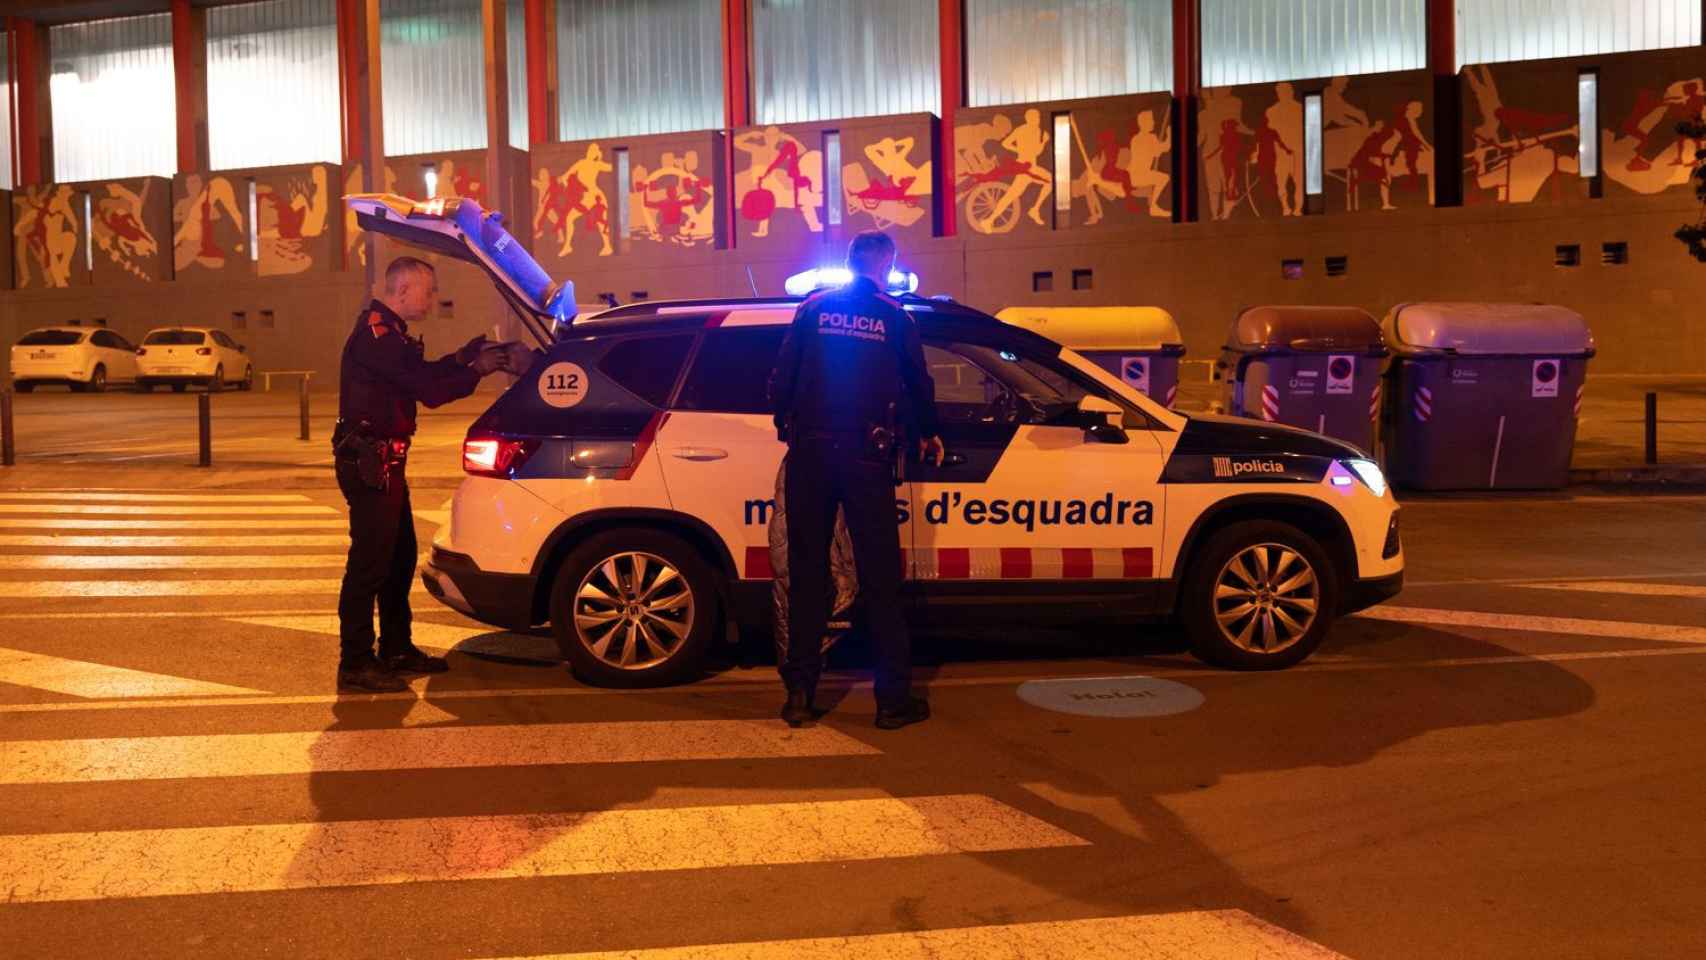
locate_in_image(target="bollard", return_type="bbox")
[1645,392,1658,466]
[299,376,311,441]
[1,388,14,467]
[198,392,212,468]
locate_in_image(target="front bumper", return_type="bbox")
[1343,569,1404,615]
[421,546,538,631]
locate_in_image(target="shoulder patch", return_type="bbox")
[874,291,904,308]
[367,311,395,339]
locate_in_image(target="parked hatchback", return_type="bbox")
[137,327,253,392]
[9,326,141,392]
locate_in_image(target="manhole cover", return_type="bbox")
[1016,675,1204,717]
[454,631,562,666]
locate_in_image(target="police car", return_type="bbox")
[347,195,1403,688]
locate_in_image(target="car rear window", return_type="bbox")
[144,330,206,345]
[18,330,84,346]
[597,334,695,408]
[675,328,787,415]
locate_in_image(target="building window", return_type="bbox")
[1555,244,1581,267]
[1602,242,1628,265]
[1304,92,1324,198]
[0,43,12,189]
[1577,70,1599,180]
[1282,258,1304,279]
[966,0,1171,107]
[753,0,939,124]
[824,132,843,227]
[1052,114,1072,220]
[1326,255,1348,276]
[1033,270,1054,292]
[381,0,485,155]
[506,0,527,148]
[207,0,340,169]
[1202,0,1425,86]
[50,13,177,182]
[1071,268,1093,290]
[613,147,630,249]
[1457,0,1701,67]
[556,0,722,140]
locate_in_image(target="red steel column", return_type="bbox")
[722,0,750,248]
[337,0,385,281]
[938,0,962,237]
[1171,0,1199,223]
[11,18,46,185]
[171,0,210,174]
[1427,0,1459,206]
[525,0,555,145]
[6,19,18,187]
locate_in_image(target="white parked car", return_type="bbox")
[8,326,141,393]
[136,327,253,392]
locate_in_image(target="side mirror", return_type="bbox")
[1076,395,1128,444]
[238,345,247,354]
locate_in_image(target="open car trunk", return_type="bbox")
[345,194,574,350]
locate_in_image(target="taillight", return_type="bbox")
[463,436,540,478]
[195,347,212,355]
[137,348,148,356]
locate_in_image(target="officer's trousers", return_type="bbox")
[335,461,416,664]
[782,435,911,708]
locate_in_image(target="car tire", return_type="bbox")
[87,366,107,394]
[239,367,253,391]
[548,529,719,688]
[171,383,187,393]
[137,380,154,393]
[1181,520,1339,671]
[14,382,34,393]
[209,365,224,392]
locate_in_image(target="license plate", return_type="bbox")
[29,351,54,360]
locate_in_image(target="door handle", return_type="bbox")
[670,447,728,462]
[940,452,968,467]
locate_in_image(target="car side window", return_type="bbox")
[110,333,135,351]
[597,333,695,408]
[91,331,117,349]
[211,332,229,348]
[675,328,787,415]
[923,345,1019,425]
[926,339,1158,431]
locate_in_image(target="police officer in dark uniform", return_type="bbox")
[334,256,510,692]
[769,231,945,729]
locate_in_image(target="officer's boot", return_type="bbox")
[780,689,818,728]
[874,696,930,731]
[337,656,409,693]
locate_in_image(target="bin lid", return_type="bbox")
[1385,302,1595,356]
[996,306,1184,352]
[1225,306,1386,355]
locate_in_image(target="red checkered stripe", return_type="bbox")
[1573,384,1584,418]
[743,546,1153,580]
[1413,385,1433,422]
[1164,384,1178,408]
[1260,384,1280,422]
[1368,384,1381,421]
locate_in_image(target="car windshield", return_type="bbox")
[18,330,85,346]
[144,330,206,345]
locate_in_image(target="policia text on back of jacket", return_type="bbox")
[768,231,946,731]
[333,256,518,693]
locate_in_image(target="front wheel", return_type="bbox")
[548,529,719,687]
[209,365,224,392]
[137,380,154,393]
[1181,520,1339,670]
[171,383,187,393]
[238,366,253,391]
[86,366,107,393]
[14,382,34,393]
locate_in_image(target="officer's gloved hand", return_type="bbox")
[468,343,508,376]
[454,335,491,367]
[920,435,946,467]
[496,342,539,375]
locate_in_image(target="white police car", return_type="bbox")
[342,194,1402,688]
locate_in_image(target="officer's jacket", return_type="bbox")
[768,276,940,439]
[338,300,480,438]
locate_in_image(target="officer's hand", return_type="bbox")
[469,343,507,376]
[455,335,490,367]
[920,435,946,468]
[497,341,538,374]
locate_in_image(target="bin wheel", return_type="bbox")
[1181,520,1338,670]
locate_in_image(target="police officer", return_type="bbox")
[334,256,510,692]
[769,231,945,729]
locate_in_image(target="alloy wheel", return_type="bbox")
[1212,543,1319,654]
[572,551,695,670]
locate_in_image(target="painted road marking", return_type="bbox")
[0,492,312,503]
[0,719,881,784]
[228,615,480,649]
[5,646,1706,716]
[1405,570,1706,588]
[0,647,265,699]
[0,555,349,571]
[1356,606,1706,645]
[0,534,348,547]
[0,579,361,599]
[487,911,1347,959]
[0,504,335,516]
[0,795,1084,902]
[0,518,347,530]
[1515,580,1706,599]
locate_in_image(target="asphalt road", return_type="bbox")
[2,480,1705,956]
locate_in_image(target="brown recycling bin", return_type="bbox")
[1217,306,1387,454]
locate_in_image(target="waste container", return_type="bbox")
[1216,305,1387,452]
[1383,302,1594,490]
[997,306,1186,407]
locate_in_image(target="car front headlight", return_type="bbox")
[1339,458,1388,498]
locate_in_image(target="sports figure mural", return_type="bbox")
[1603,77,1706,195]
[550,144,614,256]
[735,126,824,238]
[91,181,161,281]
[14,185,81,288]
[256,165,331,276]
[635,149,716,247]
[842,136,931,230]
[174,174,246,272]
[1464,64,1580,204]
[1071,109,1172,223]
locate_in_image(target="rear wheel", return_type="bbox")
[209,365,224,392]
[548,529,718,688]
[171,383,187,393]
[137,380,154,393]
[239,366,253,391]
[14,382,34,393]
[86,366,107,394]
[1181,520,1339,670]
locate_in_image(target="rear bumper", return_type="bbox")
[421,547,537,631]
[1343,569,1404,615]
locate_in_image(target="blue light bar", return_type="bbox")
[784,266,919,297]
